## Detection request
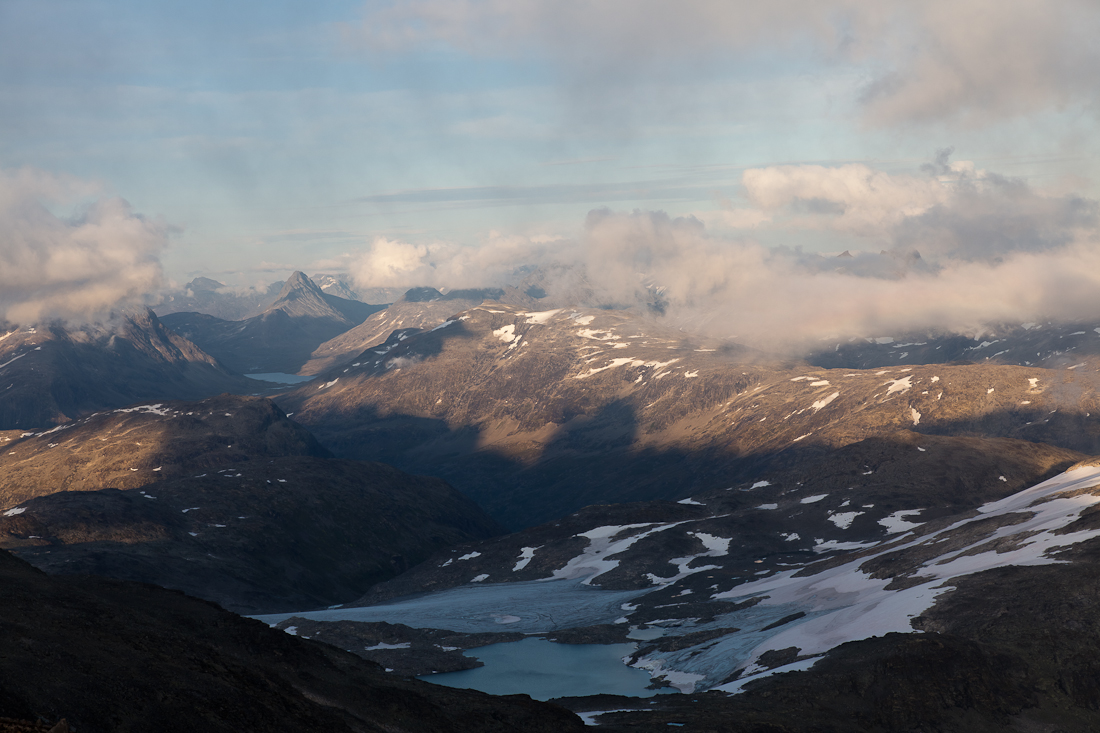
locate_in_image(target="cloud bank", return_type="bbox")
[347,0,1100,127]
[350,157,1100,351]
[0,167,167,325]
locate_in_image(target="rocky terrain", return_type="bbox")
[0,548,584,733]
[161,272,385,374]
[301,286,508,375]
[0,309,257,430]
[278,302,1100,527]
[0,395,502,613]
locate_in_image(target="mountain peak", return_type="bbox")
[267,272,347,322]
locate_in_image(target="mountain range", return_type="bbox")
[9,277,1100,729]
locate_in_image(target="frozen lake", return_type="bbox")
[254,579,649,633]
[421,637,671,700]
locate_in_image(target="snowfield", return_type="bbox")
[256,464,1100,696]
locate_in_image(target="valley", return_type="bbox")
[7,272,1100,730]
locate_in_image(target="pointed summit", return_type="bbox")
[267,272,348,323]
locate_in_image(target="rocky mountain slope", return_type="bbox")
[161,272,385,374]
[0,309,258,430]
[0,395,502,613]
[278,303,1100,527]
[301,287,506,375]
[0,548,583,733]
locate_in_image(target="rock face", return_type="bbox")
[0,548,584,733]
[0,309,258,430]
[161,272,385,374]
[0,395,502,614]
[278,302,1100,528]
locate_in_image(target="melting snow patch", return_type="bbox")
[283,626,298,636]
[999,475,1007,482]
[513,547,539,571]
[470,574,490,583]
[3,507,26,516]
[751,481,771,489]
[493,324,517,343]
[828,512,864,529]
[812,538,878,553]
[365,642,411,650]
[781,532,800,542]
[909,408,921,425]
[521,309,562,324]
[677,498,704,505]
[883,376,913,395]
[879,510,924,534]
[811,392,839,412]
[757,503,778,510]
[809,380,830,387]
[550,522,685,584]
[430,320,455,332]
[458,552,482,561]
[800,494,828,504]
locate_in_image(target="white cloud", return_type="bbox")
[0,167,166,325]
[340,156,1100,351]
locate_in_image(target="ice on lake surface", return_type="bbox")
[254,579,649,632]
[243,372,316,384]
[421,638,671,700]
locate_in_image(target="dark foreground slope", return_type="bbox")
[0,395,502,614]
[2,456,502,614]
[0,549,583,733]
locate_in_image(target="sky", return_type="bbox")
[3,1,1100,345]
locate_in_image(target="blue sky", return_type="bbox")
[3,1,1100,339]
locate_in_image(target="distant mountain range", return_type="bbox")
[161,272,386,374]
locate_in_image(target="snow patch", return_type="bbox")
[828,512,864,529]
[811,392,840,412]
[879,510,924,534]
[513,546,539,572]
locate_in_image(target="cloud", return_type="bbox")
[737,155,1099,260]
[343,156,1100,351]
[0,167,167,325]
[345,0,1100,127]
[350,232,556,290]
